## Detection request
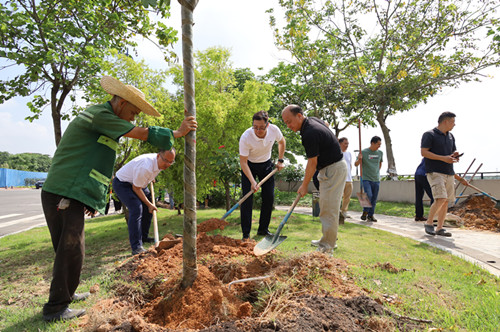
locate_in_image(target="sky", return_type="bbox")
[0,0,499,176]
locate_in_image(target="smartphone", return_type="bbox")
[457,152,464,157]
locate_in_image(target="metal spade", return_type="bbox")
[254,193,301,256]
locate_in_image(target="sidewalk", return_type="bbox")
[275,206,500,277]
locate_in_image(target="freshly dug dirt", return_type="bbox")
[81,218,426,332]
[449,195,500,232]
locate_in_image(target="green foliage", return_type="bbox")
[231,68,256,92]
[270,0,500,174]
[276,163,304,192]
[0,151,52,172]
[264,63,307,158]
[208,145,241,206]
[0,0,177,145]
[168,47,274,203]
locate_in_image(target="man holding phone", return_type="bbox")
[421,112,468,237]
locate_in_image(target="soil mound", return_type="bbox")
[81,218,425,331]
[449,195,500,231]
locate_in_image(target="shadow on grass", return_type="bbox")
[2,313,47,332]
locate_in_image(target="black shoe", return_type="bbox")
[367,215,377,222]
[257,230,273,236]
[415,216,427,221]
[132,246,147,255]
[424,224,436,236]
[142,237,155,243]
[436,228,452,237]
[361,211,368,221]
[43,308,86,322]
[72,292,90,302]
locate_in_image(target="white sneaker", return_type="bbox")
[316,247,335,256]
[342,212,352,219]
[311,240,338,249]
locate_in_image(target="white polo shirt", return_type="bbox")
[239,124,283,163]
[116,153,161,188]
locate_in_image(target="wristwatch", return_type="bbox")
[278,159,284,163]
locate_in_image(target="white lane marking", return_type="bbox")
[0,214,22,220]
[0,214,45,229]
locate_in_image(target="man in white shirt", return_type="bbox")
[239,111,286,240]
[339,137,353,219]
[112,148,176,254]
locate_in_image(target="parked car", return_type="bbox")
[35,180,45,189]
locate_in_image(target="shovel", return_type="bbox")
[356,119,372,208]
[253,193,301,256]
[221,168,278,220]
[464,183,500,209]
[149,182,160,247]
[455,163,482,204]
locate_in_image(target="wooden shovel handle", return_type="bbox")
[150,182,159,247]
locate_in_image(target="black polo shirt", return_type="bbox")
[421,127,456,175]
[300,117,343,170]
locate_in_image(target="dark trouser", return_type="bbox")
[41,190,85,315]
[415,174,434,218]
[361,179,380,216]
[112,177,152,251]
[240,160,275,238]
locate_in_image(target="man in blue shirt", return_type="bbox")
[421,112,468,237]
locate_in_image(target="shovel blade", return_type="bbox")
[253,235,288,256]
[356,192,372,208]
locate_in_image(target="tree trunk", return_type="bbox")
[51,83,73,147]
[51,87,63,147]
[375,107,398,180]
[224,180,230,211]
[179,0,199,289]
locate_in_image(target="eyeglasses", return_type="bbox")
[252,123,268,131]
[159,153,175,165]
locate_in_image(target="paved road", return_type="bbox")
[0,188,46,238]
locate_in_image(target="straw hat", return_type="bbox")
[100,76,160,117]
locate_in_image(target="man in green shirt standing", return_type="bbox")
[354,136,383,222]
[40,76,197,322]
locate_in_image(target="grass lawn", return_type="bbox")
[0,197,498,331]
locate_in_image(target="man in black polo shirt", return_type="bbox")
[421,112,468,237]
[282,105,347,254]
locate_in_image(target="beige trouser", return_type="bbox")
[341,181,353,213]
[317,159,347,252]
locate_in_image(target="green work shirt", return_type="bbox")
[361,148,383,182]
[43,102,135,213]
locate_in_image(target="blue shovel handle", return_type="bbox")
[221,202,240,220]
[269,193,301,243]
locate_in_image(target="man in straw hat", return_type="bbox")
[40,76,197,322]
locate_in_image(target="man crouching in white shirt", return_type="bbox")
[113,148,176,255]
